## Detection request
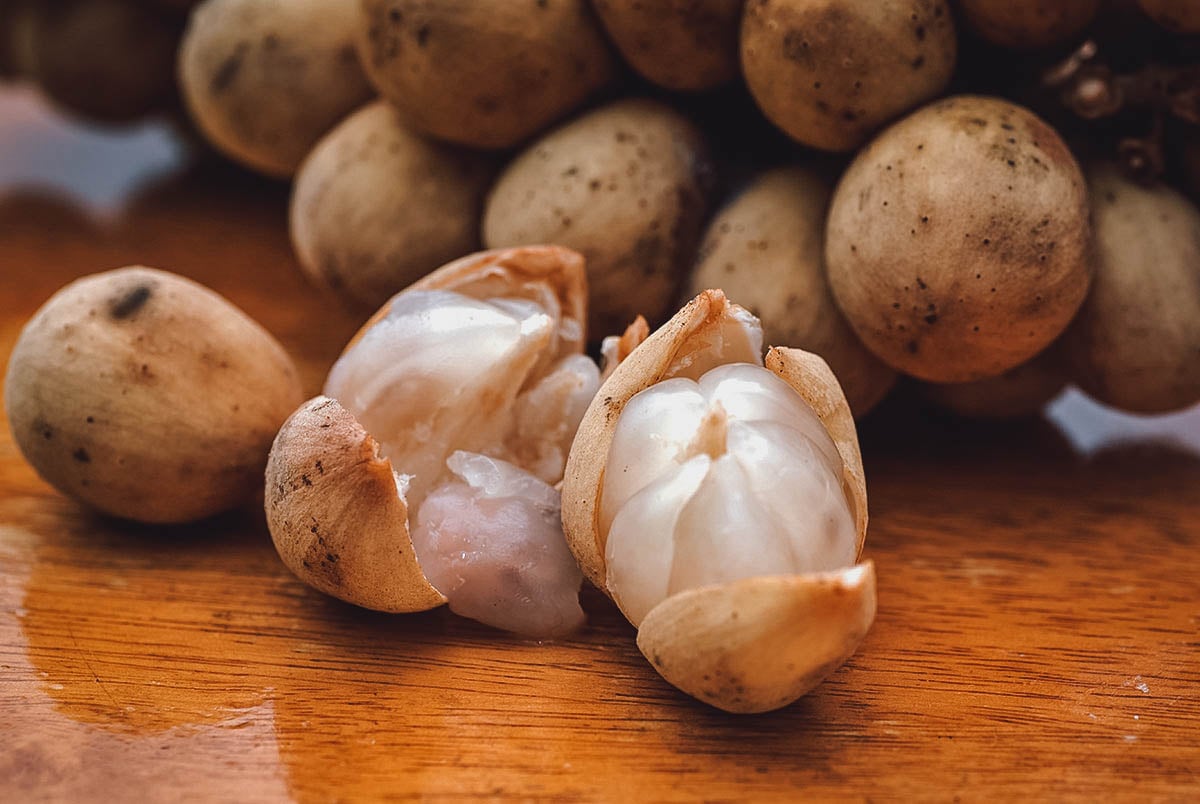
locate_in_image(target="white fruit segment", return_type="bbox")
[411,452,585,638]
[602,362,856,627]
[325,288,599,637]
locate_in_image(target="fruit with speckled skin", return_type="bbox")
[483,99,713,336]
[740,0,956,152]
[290,101,495,311]
[4,267,303,523]
[354,0,616,149]
[826,95,1093,383]
[178,0,373,178]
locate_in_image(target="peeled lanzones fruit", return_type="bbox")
[561,290,875,713]
[826,96,1093,383]
[266,247,600,639]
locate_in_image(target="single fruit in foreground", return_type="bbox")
[266,247,600,639]
[561,289,875,712]
[4,266,303,523]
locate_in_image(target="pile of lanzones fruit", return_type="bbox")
[4,0,1199,715]
[4,0,1197,419]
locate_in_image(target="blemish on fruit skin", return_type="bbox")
[73,447,90,463]
[109,284,153,320]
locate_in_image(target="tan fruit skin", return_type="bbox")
[826,95,1093,383]
[1066,166,1200,414]
[290,101,494,311]
[265,396,447,613]
[4,267,303,524]
[741,0,956,151]
[561,289,873,713]
[355,0,616,149]
[483,99,713,337]
[592,0,741,91]
[687,166,897,416]
[178,0,374,178]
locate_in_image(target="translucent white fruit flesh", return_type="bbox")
[326,289,553,505]
[602,362,856,626]
[324,288,598,638]
[411,452,585,639]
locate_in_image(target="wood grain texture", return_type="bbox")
[1,90,1199,802]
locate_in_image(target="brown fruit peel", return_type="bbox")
[636,562,876,714]
[266,396,447,613]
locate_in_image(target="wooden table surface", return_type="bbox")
[1,87,1198,802]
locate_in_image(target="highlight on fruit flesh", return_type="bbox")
[561,289,875,712]
[322,250,599,638]
[602,362,857,626]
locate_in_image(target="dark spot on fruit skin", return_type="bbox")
[912,55,925,69]
[210,43,249,94]
[924,313,938,324]
[109,284,153,319]
[301,474,313,487]
[907,340,919,354]
[73,447,90,463]
[415,24,430,47]
[916,277,928,290]
[86,416,94,424]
